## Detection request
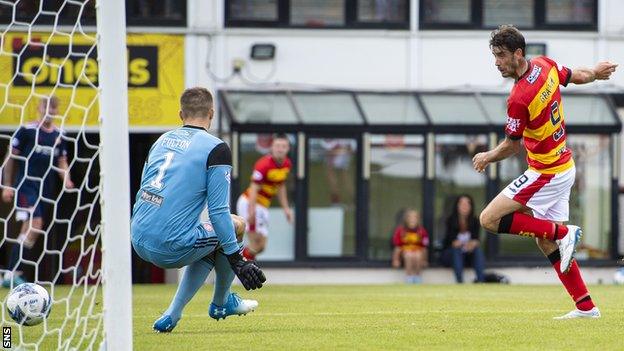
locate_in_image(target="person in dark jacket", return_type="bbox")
[442,194,485,283]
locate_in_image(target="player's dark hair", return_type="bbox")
[489,24,526,57]
[180,87,213,118]
[446,194,476,233]
[272,133,289,142]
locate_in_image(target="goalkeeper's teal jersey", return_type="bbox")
[130,125,239,255]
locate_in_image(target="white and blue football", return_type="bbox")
[6,283,52,326]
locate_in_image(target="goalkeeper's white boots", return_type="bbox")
[553,307,601,320]
[209,292,258,321]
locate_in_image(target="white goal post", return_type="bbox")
[96,0,132,350]
[0,0,132,349]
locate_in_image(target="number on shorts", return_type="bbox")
[512,174,529,188]
[150,152,174,189]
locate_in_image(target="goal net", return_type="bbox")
[0,1,131,350]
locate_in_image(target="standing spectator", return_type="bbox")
[442,195,485,283]
[392,208,429,284]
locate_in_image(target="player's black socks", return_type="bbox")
[8,243,21,271]
[498,213,514,233]
[547,249,561,265]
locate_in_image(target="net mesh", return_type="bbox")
[0,0,105,349]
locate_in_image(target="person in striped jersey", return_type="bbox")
[473,24,617,319]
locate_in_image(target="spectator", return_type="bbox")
[392,208,429,284]
[442,195,485,283]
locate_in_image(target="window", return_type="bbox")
[420,0,597,30]
[238,133,297,261]
[307,137,358,257]
[126,0,187,26]
[226,92,299,124]
[0,0,97,26]
[292,93,364,124]
[227,0,279,22]
[357,0,408,24]
[546,0,595,25]
[483,0,534,28]
[225,0,410,29]
[291,0,345,27]
[0,0,187,27]
[357,94,428,125]
[368,134,424,260]
[421,0,471,26]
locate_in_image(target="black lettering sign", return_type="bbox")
[12,43,158,87]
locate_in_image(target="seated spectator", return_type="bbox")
[391,208,429,284]
[441,195,485,283]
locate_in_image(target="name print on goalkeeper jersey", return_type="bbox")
[131,125,239,258]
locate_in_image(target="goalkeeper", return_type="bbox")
[131,87,266,333]
[1,96,74,288]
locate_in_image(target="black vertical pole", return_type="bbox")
[294,133,308,261]
[422,133,435,264]
[356,133,369,261]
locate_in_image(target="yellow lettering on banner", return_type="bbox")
[528,67,559,120]
[129,58,150,86]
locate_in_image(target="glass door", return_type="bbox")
[306,136,358,258]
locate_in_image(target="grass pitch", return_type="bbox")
[3,284,624,350]
[133,284,624,351]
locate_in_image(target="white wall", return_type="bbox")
[188,0,624,91]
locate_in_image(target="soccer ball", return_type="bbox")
[6,283,52,326]
[614,268,624,285]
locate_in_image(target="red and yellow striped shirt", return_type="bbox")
[243,154,291,207]
[505,56,574,174]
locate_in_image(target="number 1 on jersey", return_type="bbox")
[150,152,175,189]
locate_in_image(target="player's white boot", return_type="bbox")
[557,225,582,274]
[553,307,601,320]
[209,293,258,320]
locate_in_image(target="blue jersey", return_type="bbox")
[11,122,67,188]
[131,125,239,255]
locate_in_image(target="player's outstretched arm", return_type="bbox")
[1,148,18,202]
[472,137,521,173]
[246,182,261,226]
[277,184,293,223]
[56,156,74,189]
[570,61,618,85]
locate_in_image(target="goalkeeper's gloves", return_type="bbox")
[226,251,266,290]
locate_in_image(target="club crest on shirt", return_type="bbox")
[252,170,263,181]
[526,65,542,84]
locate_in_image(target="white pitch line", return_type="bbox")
[163,309,623,318]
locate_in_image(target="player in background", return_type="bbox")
[1,96,74,288]
[237,134,293,261]
[130,87,266,332]
[473,25,617,319]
